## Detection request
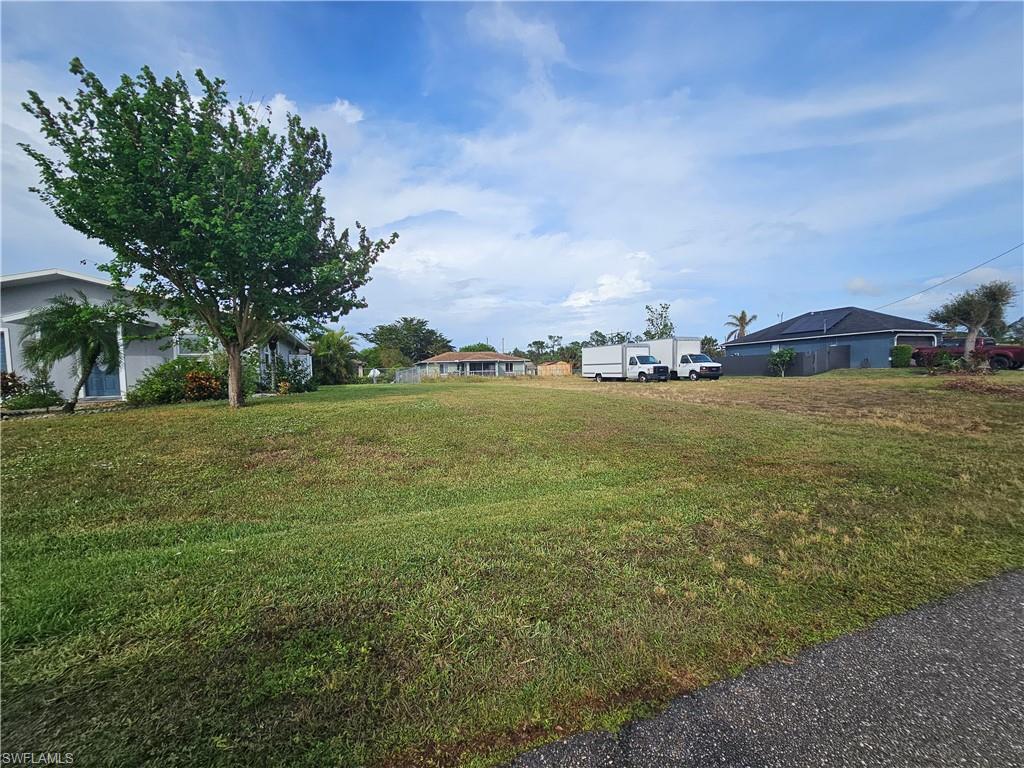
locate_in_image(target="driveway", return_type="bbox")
[511,570,1024,768]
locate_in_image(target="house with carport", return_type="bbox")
[416,351,529,377]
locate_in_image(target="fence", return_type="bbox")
[720,345,851,377]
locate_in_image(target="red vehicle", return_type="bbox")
[913,338,1024,370]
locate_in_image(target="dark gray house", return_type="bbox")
[723,307,943,369]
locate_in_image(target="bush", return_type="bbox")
[767,348,797,377]
[2,373,65,410]
[128,357,224,406]
[263,356,317,394]
[183,370,223,401]
[1,371,29,400]
[890,345,913,368]
[917,348,956,373]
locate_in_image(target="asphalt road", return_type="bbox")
[510,570,1024,768]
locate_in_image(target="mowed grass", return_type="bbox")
[2,371,1023,766]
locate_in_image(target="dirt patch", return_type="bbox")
[941,378,1024,399]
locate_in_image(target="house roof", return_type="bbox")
[418,351,528,363]
[724,306,943,346]
[0,268,115,288]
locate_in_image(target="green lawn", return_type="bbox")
[2,371,1022,766]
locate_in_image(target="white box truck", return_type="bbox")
[643,339,716,382]
[582,343,670,382]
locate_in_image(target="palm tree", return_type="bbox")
[309,327,358,384]
[725,310,758,341]
[20,291,130,412]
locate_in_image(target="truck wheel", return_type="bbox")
[688,371,699,381]
[595,374,603,383]
[990,356,1011,371]
[638,372,648,383]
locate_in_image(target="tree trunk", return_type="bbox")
[963,326,987,369]
[63,369,91,413]
[226,342,245,407]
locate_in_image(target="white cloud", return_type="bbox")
[329,99,363,124]
[846,277,883,296]
[563,270,652,309]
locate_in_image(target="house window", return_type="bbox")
[505,362,514,373]
[771,344,780,352]
[0,329,8,372]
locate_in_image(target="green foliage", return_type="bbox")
[127,358,224,406]
[767,347,797,377]
[643,303,675,340]
[459,342,497,352]
[360,318,451,363]
[701,335,724,359]
[917,348,956,372]
[279,358,317,394]
[890,345,914,368]
[20,58,396,406]
[360,347,412,370]
[1,373,64,410]
[928,281,1018,366]
[19,291,138,411]
[310,328,358,384]
[725,310,758,341]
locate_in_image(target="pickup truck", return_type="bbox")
[913,340,1024,370]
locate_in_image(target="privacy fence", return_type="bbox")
[720,345,851,377]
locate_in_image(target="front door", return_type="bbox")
[85,364,121,397]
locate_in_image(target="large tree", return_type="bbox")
[20,59,396,407]
[643,303,675,340]
[360,317,452,363]
[725,310,758,341]
[20,291,137,413]
[928,281,1017,368]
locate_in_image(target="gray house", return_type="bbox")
[416,351,529,376]
[1,269,311,401]
[723,307,943,369]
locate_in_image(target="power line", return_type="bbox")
[873,241,1024,311]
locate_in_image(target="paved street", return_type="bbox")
[511,571,1024,768]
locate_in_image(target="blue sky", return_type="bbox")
[3,2,1022,348]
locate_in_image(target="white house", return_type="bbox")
[1,269,311,401]
[416,351,529,377]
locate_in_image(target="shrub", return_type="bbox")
[128,357,223,406]
[890,345,913,368]
[2,373,65,410]
[1,372,29,400]
[767,348,797,377]
[264,356,317,394]
[183,370,223,401]
[917,348,956,373]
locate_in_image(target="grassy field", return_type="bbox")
[2,371,1022,766]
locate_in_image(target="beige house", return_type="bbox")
[416,351,529,377]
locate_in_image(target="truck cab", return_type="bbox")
[627,353,670,382]
[678,353,722,380]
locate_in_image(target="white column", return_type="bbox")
[117,324,128,400]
